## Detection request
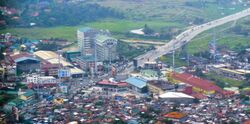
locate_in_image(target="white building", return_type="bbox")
[26,74,57,85]
[77,27,99,56]
[95,34,117,61]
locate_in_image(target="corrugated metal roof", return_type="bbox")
[172,72,222,93]
[14,57,40,63]
[70,67,84,75]
[34,51,72,67]
[125,77,147,89]
[159,92,194,99]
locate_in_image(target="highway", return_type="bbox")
[121,8,250,74]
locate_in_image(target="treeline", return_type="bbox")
[1,1,124,27]
[231,25,250,36]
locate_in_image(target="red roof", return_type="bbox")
[97,80,128,87]
[164,112,186,119]
[172,73,222,93]
[10,52,32,60]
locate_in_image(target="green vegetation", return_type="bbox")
[187,16,250,54]
[0,19,183,42]
[117,40,146,60]
[90,0,248,22]
[1,1,123,27]
[204,73,248,88]
[0,93,16,106]
[159,53,187,67]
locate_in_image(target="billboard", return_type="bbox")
[58,69,70,78]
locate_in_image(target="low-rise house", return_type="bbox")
[164,112,187,122]
[208,64,250,80]
[19,89,35,101]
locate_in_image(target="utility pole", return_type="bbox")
[94,40,97,77]
[173,43,175,72]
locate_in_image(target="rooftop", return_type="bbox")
[141,69,158,77]
[172,72,222,93]
[96,34,117,44]
[70,67,84,75]
[125,77,147,89]
[164,112,187,119]
[97,80,128,87]
[34,50,72,67]
[159,92,194,99]
[147,80,175,91]
[78,27,93,32]
[22,89,35,97]
[14,57,40,63]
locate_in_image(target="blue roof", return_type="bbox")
[14,57,40,63]
[78,27,93,32]
[125,77,147,89]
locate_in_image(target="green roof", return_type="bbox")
[96,34,116,43]
[22,89,35,97]
[141,69,158,77]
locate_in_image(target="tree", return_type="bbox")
[194,68,204,77]
[143,24,154,35]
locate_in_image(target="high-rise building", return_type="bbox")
[95,34,117,62]
[77,27,99,56]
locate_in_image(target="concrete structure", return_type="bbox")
[26,74,57,85]
[95,34,117,61]
[74,55,96,70]
[144,61,162,70]
[122,8,250,75]
[63,51,81,62]
[208,64,250,80]
[147,80,175,95]
[77,27,99,56]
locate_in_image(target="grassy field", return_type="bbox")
[0,19,183,42]
[159,52,187,67]
[187,16,250,54]
[89,0,248,22]
[205,73,247,88]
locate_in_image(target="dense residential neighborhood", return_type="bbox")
[0,0,250,124]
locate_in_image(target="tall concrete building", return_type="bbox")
[95,34,117,61]
[77,27,99,56]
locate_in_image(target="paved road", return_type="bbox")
[121,8,250,74]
